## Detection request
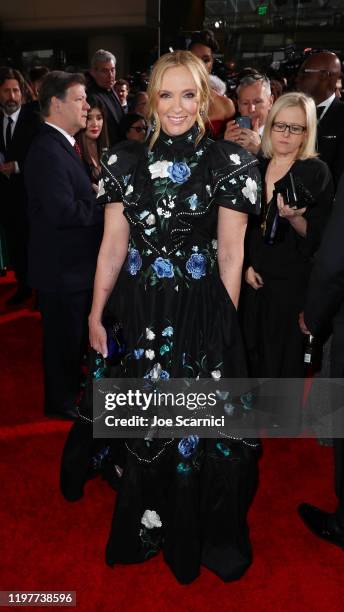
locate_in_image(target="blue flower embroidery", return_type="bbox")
[126,249,142,276]
[152,257,174,278]
[178,435,199,458]
[167,162,191,184]
[216,442,231,457]
[162,326,174,337]
[160,370,170,380]
[134,349,144,359]
[177,462,192,474]
[186,253,206,279]
[188,194,199,211]
[160,344,170,356]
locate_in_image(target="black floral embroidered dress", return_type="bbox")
[61,126,262,584]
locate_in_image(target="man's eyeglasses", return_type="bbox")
[272,122,306,135]
[299,68,338,77]
[130,125,147,133]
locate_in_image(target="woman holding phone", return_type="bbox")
[243,92,334,377]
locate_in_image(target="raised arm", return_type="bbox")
[88,203,130,356]
[217,207,248,309]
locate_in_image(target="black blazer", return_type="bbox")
[305,174,344,374]
[86,73,124,146]
[24,123,103,292]
[0,103,42,220]
[317,97,344,188]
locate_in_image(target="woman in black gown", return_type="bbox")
[243,92,334,377]
[61,50,261,584]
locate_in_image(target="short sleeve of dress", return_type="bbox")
[207,140,261,215]
[96,140,144,205]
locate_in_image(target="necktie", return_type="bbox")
[5,116,13,150]
[316,106,325,121]
[73,141,82,159]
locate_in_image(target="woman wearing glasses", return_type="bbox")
[119,112,148,143]
[243,92,334,377]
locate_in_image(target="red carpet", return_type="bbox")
[1,273,343,612]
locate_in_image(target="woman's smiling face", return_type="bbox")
[156,65,200,137]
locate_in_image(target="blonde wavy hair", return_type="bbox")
[147,50,210,149]
[261,92,318,160]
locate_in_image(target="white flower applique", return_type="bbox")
[125,184,133,196]
[141,510,162,529]
[211,370,222,380]
[148,160,172,180]
[146,214,156,226]
[146,328,156,340]
[145,349,155,360]
[242,177,258,205]
[97,178,105,198]
[108,154,118,165]
[230,153,241,165]
[150,363,162,380]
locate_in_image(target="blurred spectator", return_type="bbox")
[119,112,147,143]
[270,79,284,102]
[114,79,129,113]
[189,30,235,138]
[130,91,149,117]
[297,51,344,187]
[76,94,109,185]
[86,49,124,145]
[27,66,50,101]
[0,66,42,305]
[225,74,273,155]
[335,75,343,99]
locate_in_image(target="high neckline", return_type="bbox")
[158,124,199,148]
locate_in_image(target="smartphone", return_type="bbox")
[236,116,252,130]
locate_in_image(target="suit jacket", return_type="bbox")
[24,123,103,292]
[86,73,124,146]
[0,103,42,223]
[304,174,344,375]
[317,97,344,188]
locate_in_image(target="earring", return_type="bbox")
[150,117,157,132]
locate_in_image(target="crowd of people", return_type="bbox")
[1,30,344,583]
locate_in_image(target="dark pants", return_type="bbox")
[331,312,344,526]
[38,289,92,415]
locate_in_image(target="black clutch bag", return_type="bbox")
[274,171,316,210]
[264,171,316,245]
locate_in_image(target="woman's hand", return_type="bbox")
[245,266,264,290]
[89,316,108,357]
[298,311,310,335]
[277,193,306,218]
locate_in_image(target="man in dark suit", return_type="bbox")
[25,71,103,419]
[297,51,344,187]
[86,49,124,146]
[298,175,344,549]
[0,67,42,304]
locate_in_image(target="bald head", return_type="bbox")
[297,52,342,104]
